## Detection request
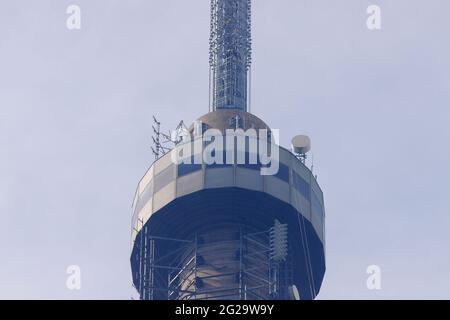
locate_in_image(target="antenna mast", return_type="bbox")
[151,116,189,160]
[209,0,252,112]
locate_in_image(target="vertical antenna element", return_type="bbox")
[209,0,252,112]
[270,220,288,262]
[151,116,162,160]
[151,117,189,161]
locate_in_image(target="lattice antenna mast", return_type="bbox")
[151,116,171,160]
[209,0,252,112]
[152,117,189,160]
[151,116,162,160]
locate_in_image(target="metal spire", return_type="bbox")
[209,0,252,112]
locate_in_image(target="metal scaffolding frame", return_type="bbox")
[134,222,293,300]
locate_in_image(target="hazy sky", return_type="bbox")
[0,0,449,299]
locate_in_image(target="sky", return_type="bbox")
[0,0,449,300]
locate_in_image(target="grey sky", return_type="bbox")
[0,0,449,299]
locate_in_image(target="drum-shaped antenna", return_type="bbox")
[291,135,311,155]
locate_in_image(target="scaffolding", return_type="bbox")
[133,223,293,300]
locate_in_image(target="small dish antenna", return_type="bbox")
[291,135,311,163]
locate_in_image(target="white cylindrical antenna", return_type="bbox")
[291,135,311,163]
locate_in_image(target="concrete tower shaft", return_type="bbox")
[209,0,252,111]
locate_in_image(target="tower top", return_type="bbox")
[209,0,252,112]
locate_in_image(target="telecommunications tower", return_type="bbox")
[130,0,326,300]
